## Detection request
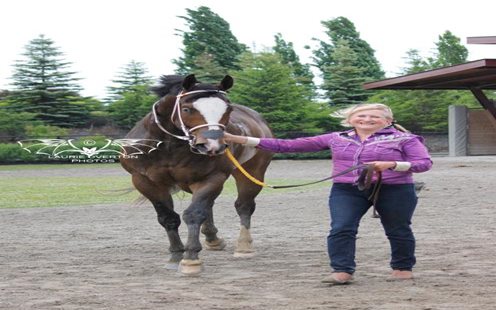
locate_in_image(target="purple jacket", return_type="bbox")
[257,127,432,184]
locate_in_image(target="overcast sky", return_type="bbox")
[1,0,495,99]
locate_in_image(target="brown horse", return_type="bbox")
[120,74,273,275]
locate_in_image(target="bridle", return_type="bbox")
[152,89,228,150]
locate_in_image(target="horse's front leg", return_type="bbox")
[179,175,225,275]
[231,154,270,258]
[152,199,184,270]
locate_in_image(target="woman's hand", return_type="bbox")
[364,161,396,172]
[223,132,247,144]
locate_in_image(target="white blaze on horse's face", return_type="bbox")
[193,97,228,128]
[192,97,228,154]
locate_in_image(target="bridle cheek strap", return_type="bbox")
[152,100,190,141]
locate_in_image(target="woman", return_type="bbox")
[224,103,432,284]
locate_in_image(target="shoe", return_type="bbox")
[391,270,414,280]
[321,272,354,285]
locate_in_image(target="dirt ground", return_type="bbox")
[1,156,496,310]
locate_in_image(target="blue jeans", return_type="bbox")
[327,183,418,274]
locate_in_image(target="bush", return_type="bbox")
[0,135,127,164]
[24,124,69,138]
[0,143,43,163]
[0,111,38,141]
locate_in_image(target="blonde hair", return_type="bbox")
[331,103,409,132]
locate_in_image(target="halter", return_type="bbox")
[152,89,228,147]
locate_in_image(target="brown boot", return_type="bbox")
[321,272,354,285]
[391,270,414,280]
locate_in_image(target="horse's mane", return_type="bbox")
[150,75,184,97]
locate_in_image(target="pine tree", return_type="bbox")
[229,52,339,137]
[192,53,228,82]
[369,31,477,132]
[400,49,431,74]
[106,61,156,129]
[106,60,153,102]
[322,39,368,106]
[6,34,90,127]
[173,6,247,75]
[432,31,468,68]
[107,85,157,129]
[273,33,315,100]
[313,16,384,94]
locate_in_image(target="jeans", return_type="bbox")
[327,183,418,274]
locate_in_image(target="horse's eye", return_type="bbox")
[182,107,191,114]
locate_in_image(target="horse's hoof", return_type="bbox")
[165,262,180,270]
[233,251,256,258]
[205,238,226,251]
[178,259,203,275]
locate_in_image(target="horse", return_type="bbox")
[120,74,273,275]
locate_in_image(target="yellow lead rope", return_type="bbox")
[225,148,272,188]
[225,148,379,191]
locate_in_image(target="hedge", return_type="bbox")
[0,138,331,164]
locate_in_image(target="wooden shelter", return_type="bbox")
[363,36,496,155]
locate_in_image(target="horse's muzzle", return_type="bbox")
[201,129,224,140]
[192,129,227,156]
[193,143,228,156]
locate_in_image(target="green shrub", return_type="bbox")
[24,124,69,138]
[0,143,42,163]
[0,136,126,164]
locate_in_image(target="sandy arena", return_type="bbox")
[1,156,495,309]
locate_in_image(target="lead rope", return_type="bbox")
[225,148,382,217]
[225,148,381,191]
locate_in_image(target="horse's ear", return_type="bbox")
[182,74,198,90]
[219,75,234,91]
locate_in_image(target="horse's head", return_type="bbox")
[152,74,234,156]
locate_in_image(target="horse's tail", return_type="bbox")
[131,185,182,207]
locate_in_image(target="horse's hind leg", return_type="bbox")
[131,174,184,269]
[232,154,271,257]
[201,208,226,250]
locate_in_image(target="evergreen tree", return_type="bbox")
[321,39,368,106]
[273,33,315,99]
[369,31,477,132]
[313,16,384,83]
[106,60,153,102]
[229,52,339,137]
[400,49,431,74]
[173,6,247,75]
[106,60,155,128]
[192,52,228,82]
[107,85,157,129]
[6,34,90,127]
[432,31,468,68]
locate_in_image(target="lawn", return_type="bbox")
[0,164,326,209]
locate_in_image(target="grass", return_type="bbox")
[0,164,328,209]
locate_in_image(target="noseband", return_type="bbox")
[152,89,228,147]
